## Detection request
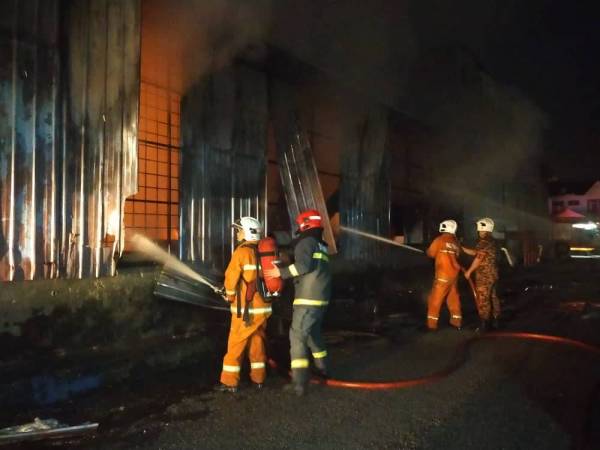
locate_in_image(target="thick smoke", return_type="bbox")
[401,46,550,233]
[269,0,418,108]
[142,0,272,92]
[429,72,547,185]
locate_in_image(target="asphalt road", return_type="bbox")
[9,260,600,450]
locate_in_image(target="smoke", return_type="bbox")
[430,73,547,185]
[142,0,272,92]
[269,0,418,108]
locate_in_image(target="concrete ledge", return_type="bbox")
[0,267,228,409]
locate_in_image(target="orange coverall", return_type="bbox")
[220,242,272,387]
[426,233,462,329]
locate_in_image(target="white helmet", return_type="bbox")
[439,219,457,234]
[232,217,262,241]
[477,217,494,232]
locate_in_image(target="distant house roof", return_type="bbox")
[548,180,597,196]
[553,208,585,219]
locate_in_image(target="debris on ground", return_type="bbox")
[0,417,98,446]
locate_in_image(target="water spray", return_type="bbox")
[130,234,222,293]
[340,226,424,254]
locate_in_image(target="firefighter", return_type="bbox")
[264,209,331,396]
[463,217,500,332]
[425,219,463,330]
[215,217,272,393]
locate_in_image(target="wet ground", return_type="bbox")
[4,259,600,450]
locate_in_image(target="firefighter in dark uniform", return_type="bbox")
[264,209,331,396]
[463,217,501,331]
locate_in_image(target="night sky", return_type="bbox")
[457,0,600,179]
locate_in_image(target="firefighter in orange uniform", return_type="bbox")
[426,219,463,330]
[215,217,272,393]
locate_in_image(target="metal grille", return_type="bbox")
[124,81,180,249]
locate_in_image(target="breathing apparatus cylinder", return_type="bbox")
[258,237,283,297]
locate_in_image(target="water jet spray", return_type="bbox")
[130,234,222,293]
[340,226,425,254]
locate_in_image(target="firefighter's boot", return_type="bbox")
[214,383,238,393]
[283,382,306,397]
[476,319,489,333]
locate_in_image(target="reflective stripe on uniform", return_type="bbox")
[312,252,329,262]
[312,350,328,359]
[291,358,309,369]
[451,314,462,319]
[440,250,457,254]
[230,306,272,315]
[225,289,236,296]
[250,362,265,369]
[308,215,321,220]
[293,299,329,307]
[436,278,449,283]
[427,315,439,321]
[289,264,299,276]
[243,264,257,271]
[222,364,240,373]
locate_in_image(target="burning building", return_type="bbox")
[0,0,551,409]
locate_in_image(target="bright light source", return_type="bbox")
[107,210,121,236]
[572,222,598,230]
[569,247,595,252]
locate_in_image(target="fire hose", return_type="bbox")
[302,332,600,390]
[268,272,600,391]
[268,331,599,391]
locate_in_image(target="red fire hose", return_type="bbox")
[307,331,600,390]
[268,331,600,391]
[268,263,599,448]
[268,271,600,390]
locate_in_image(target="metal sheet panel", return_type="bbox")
[64,0,140,279]
[180,65,268,270]
[271,82,337,253]
[339,106,392,263]
[0,0,140,281]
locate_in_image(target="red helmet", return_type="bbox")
[295,209,323,232]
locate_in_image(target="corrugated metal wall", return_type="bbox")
[180,66,268,270]
[339,107,392,263]
[0,0,140,281]
[0,0,61,281]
